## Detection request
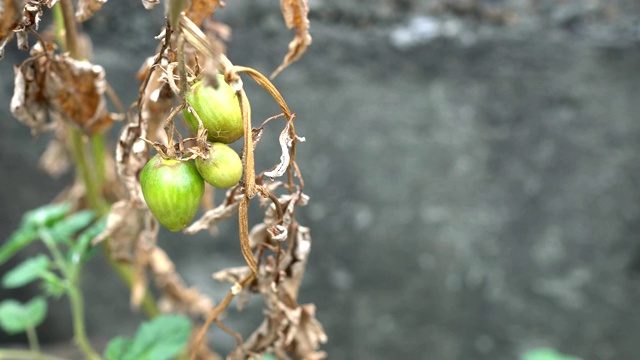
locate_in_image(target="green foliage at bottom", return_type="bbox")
[521,348,582,360]
[104,315,191,360]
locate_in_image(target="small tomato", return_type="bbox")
[195,142,243,188]
[183,74,247,144]
[140,155,204,231]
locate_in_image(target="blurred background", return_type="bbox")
[2,0,640,359]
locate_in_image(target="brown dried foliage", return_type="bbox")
[271,0,312,78]
[186,0,224,28]
[0,0,58,57]
[11,44,117,135]
[75,0,107,23]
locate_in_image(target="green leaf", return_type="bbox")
[104,336,133,360]
[71,217,106,265]
[49,210,96,244]
[111,315,191,360]
[0,203,73,266]
[521,348,582,360]
[0,227,39,266]
[40,272,67,298]
[2,255,51,288]
[0,297,48,335]
[23,203,72,229]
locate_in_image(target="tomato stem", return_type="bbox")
[25,325,40,353]
[52,0,160,352]
[0,350,67,360]
[90,133,106,193]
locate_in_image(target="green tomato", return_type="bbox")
[183,74,247,144]
[140,155,204,232]
[195,142,243,188]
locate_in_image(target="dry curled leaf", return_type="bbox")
[141,0,159,10]
[149,246,215,319]
[11,49,117,135]
[184,188,243,234]
[0,0,24,52]
[185,0,223,27]
[39,137,71,177]
[271,0,312,78]
[75,0,107,22]
[0,0,58,58]
[92,200,145,260]
[264,121,305,179]
[45,55,115,134]
[11,59,49,133]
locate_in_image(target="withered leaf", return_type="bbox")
[141,0,159,10]
[184,189,242,234]
[149,246,214,319]
[0,0,26,59]
[10,59,49,133]
[0,0,23,46]
[285,304,327,359]
[264,121,305,179]
[75,0,107,23]
[39,137,71,177]
[271,0,312,78]
[44,56,115,134]
[92,200,144,261]
[185,0,224,27]
[1,0,60,58]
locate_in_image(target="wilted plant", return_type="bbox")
[0,0,325,359]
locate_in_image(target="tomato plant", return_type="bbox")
[1,0,322,358]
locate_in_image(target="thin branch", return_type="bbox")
[190,273,255,360]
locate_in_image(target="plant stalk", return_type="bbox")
[90,134,106,190]
[70,130,106,212]
[25,326,40,353]
[0,349,67,360]
[39,229,101,359]
[54,0,159,326]
[59,0,80,59]
[67,284,101,360]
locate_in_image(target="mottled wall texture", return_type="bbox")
[2,1,640,359]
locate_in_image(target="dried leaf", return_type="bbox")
[51,178,85,209]
[39,137,70,177]
[212,266,252,310]
[185,0,223,27]
[180,15,225,72]
[92,200,144,261]
[0,0,23,45]
[184,189,242,234]
[285,304,327,359]
[264,122,305,179]
[149,246,214,319]
[141,0,159,10]
[131,240,149,307]
[1,0,60,57]
[10,60,49,133]
[44,56,115,134]
[271,0,312,78]
[75,0,107,22]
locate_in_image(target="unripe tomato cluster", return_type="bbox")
[140,76,246,231]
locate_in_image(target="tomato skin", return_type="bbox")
[140,155,204,232]
[195,143,243,188]
[183,74,247,144]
